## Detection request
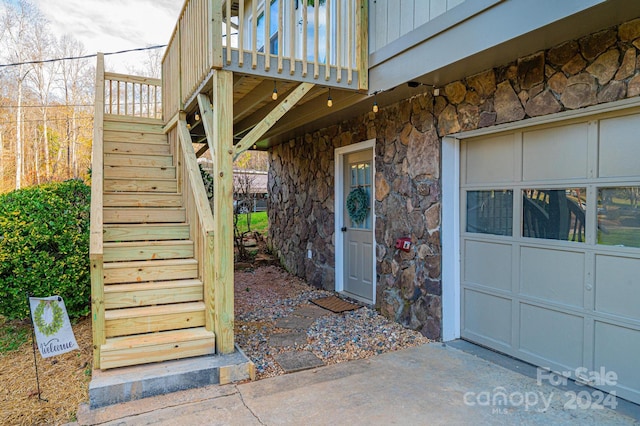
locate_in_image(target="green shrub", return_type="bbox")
[0,179,91,320]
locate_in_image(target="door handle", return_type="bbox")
[341,227,347,232]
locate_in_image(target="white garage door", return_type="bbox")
[460,110,640,405]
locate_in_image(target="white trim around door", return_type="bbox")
[442,136,461,341]
[334,139,376,304]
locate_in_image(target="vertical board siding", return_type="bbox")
[369,0,467,53]
[387,0,400,44]
[414,1,431,28]
[430,0,447,21]
[374,0,388,52]
[400,0,414,38]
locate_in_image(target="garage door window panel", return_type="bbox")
[466,190,513,236]
[522,188,586,242]
[597,186,640,248]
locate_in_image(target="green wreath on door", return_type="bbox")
[346,187,370,224]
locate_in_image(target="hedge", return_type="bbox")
[0,179,91,320]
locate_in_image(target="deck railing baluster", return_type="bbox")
[102,73,162,119]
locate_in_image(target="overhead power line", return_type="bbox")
[0,116,93,125]
[0,104,94,109]
[0,45,167,69]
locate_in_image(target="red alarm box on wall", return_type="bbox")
[395,237,412,252]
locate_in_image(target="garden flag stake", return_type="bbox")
[27,295,79,401]
[29,296,79,358]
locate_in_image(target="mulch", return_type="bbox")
[0,316,92,426]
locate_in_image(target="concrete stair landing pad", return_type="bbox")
[88,347,254,409]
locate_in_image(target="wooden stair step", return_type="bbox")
[100,327,215,370]
[104,130,166,144]
[104,207,185,224]
[105,141,170,155]
[104,279,203,309]
[103,258,198,284]
[104,301,206,337]
[104,165,176,180]
[104,240,194,262]
[104,192,183,207]
[104,114,163,127]
[104,153,173,167]
[103,224,190,242]
[104,178,177,193]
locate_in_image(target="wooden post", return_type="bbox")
[356,0,369,91]
[210,0,223,69]
[90,52,106,369]
[90,257,105,368]
[212,70,235,354]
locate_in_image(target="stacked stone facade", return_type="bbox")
[268,18,640,340]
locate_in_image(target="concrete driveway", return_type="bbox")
[76,343,639,425]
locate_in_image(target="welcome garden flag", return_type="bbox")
[29,296,79,358]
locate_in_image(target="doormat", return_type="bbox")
[273,351,324,373]
[310,296,360,313]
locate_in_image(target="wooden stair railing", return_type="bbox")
[90,54,216,369]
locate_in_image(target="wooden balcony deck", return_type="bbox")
[162,0,369,145]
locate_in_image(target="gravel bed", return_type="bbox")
[235,265,430,379]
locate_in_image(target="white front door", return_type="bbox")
[341,149,374,302]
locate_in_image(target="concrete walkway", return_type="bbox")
[75,343,639,425]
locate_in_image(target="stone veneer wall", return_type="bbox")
[268,18,640,340]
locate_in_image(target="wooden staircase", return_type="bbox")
[96,114,215,369]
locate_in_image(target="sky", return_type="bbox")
[32,0,183,74]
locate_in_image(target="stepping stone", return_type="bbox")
[292,304,330,319]
[273,351,324,373]
[274,316,315,330]
[269,331,307,348]
[243,238,258,247]
[254,254,278,266]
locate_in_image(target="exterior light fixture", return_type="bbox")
[373,93,379,113]
[327,89,333,107]
[272,81,278,100]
